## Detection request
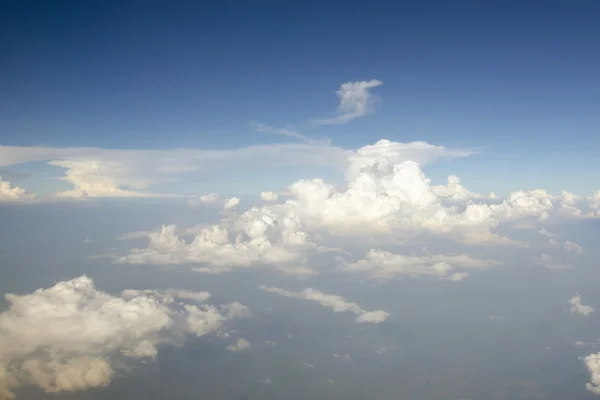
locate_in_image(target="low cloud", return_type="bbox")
[0,276,250,398]
[226,338,251,352]
[569,294,594,316]
[259,286,389,324]
[0,179,36,204]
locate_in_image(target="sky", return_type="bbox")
[1,1,600,399]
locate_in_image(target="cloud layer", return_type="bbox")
[0,139,470,200]
[118,139,597,279]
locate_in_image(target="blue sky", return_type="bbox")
[1,1,599,195]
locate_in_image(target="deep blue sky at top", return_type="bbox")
[1,1,599,193]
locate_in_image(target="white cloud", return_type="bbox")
[222,302,252,318]
[0,276,249,398]
[0,179,36,204]
[315,80,383,125]
[538,228,556,238]
[569,294,594,316]
[118,138,599,278]
[0,143,351,199]
[251,123,327,145]
[1,139,473,200]
[264,340,276,346]
[585,353,600,394]
[83,238,97,244]
[261,191,279,201]
[188,193,220,206]
[259,286,389,324]
[223,197,240,210]
[119,218,316,276]
[117,231,151,240]
[376,346,388,354]
[564,240,584,255]
[342,249,502,281]
[303,363,314,368]
[333,353,351,361]
[226,338,251,352]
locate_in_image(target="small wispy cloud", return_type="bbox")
[251,123,328,145]
[314,79,383,125]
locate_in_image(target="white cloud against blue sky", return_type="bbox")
[1,1,600,399]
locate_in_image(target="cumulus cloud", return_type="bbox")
[259,286,389,324]
[225,338,251,352]
[0,276,250,398]
[0,179,36,204]
[315,80,383,125]
[223,197,240,210]
[585,353,600,394]
[569,294,594,316]
[118,138,599,278]
[261,191,279,201]
[342,249,502,281]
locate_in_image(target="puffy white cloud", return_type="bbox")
[0,276,250,398]
[119,217,316,276]
[259,286,389,324]
[261,191,279,201]
[225,338,251,352]
[222,302,252,318]
[569,294,594,316]
[431,175,491,201]
[264,340,276,346]
[564,240,584,255]
[223,197,240,210]
[188,193,220,206]
[585,353,600,394]
[315,80,383,125]
[0,179,35,204]
[118,138,599,278]
[342,249,502,281]
[303,363,314,368]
